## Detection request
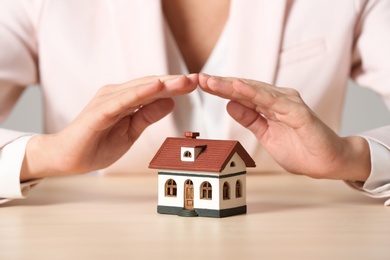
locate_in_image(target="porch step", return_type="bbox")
[177,209,199,217]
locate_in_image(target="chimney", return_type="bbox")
[183,132,200,139]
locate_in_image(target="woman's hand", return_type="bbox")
[21,75,198,181]
[199,73,371,181]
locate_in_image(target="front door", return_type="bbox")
[184,180,194,210]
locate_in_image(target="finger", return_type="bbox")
[200,74,278,109]
[128,98,175,142]
[200,73,297,109]
[199,73,237,99]
[111,74,198,92]
[199,73,284,100]
[231,79,313,128]
[201,74,313,128]
[236,100,278,121]
[200,74,289,121]
[98,74,196,122]
[226,100,269,140]
[116,74,197,106]
[84,80,164,130]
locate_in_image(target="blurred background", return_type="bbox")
[0,80,389,136]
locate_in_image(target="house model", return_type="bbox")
[149,132,256,218]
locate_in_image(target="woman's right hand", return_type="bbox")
[20,74,198,181]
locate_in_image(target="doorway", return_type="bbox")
[184,179,194,210]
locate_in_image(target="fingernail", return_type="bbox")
[187,73,198,78]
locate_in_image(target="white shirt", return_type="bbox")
[1,15,390,205]
[0,135,40,203]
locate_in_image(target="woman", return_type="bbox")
[0,0,389,204]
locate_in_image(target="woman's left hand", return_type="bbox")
[199,73,371,181]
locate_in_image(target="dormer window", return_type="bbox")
[180,145,207,162]
[230,161,236,167]
[183,150,192,158]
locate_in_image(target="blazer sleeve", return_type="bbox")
[350,0,390,136]
[0,0,41,147]
[0,1,44,203]
[347,0,390,205]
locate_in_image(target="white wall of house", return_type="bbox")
[158,170,246,210]
[221,153,246,175]
[158,174,220,209]
[218,176,246,209]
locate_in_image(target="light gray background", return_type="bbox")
[0,81,389,135]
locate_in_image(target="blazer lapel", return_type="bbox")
[228,0,287,84]
[226,0,288,155]
[112,0,169,77]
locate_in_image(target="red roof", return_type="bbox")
[149,136,256,172]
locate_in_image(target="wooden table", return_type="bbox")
[1,172,389,260]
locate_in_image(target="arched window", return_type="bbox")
[200,181,212,200]
[165,179,177,197]
[223,182,230,200]
[230,161,236,167]
[236,180,242,198]
[183,150,192,158]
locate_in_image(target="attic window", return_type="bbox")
[181,145,206,162]
[230,161,236,167]
[183,150,192,158]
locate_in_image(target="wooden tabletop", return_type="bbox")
[1,172,389,260]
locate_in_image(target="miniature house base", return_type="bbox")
[157,206,247,218]
[149,132,255,218]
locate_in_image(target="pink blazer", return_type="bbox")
[0,0,389,173]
